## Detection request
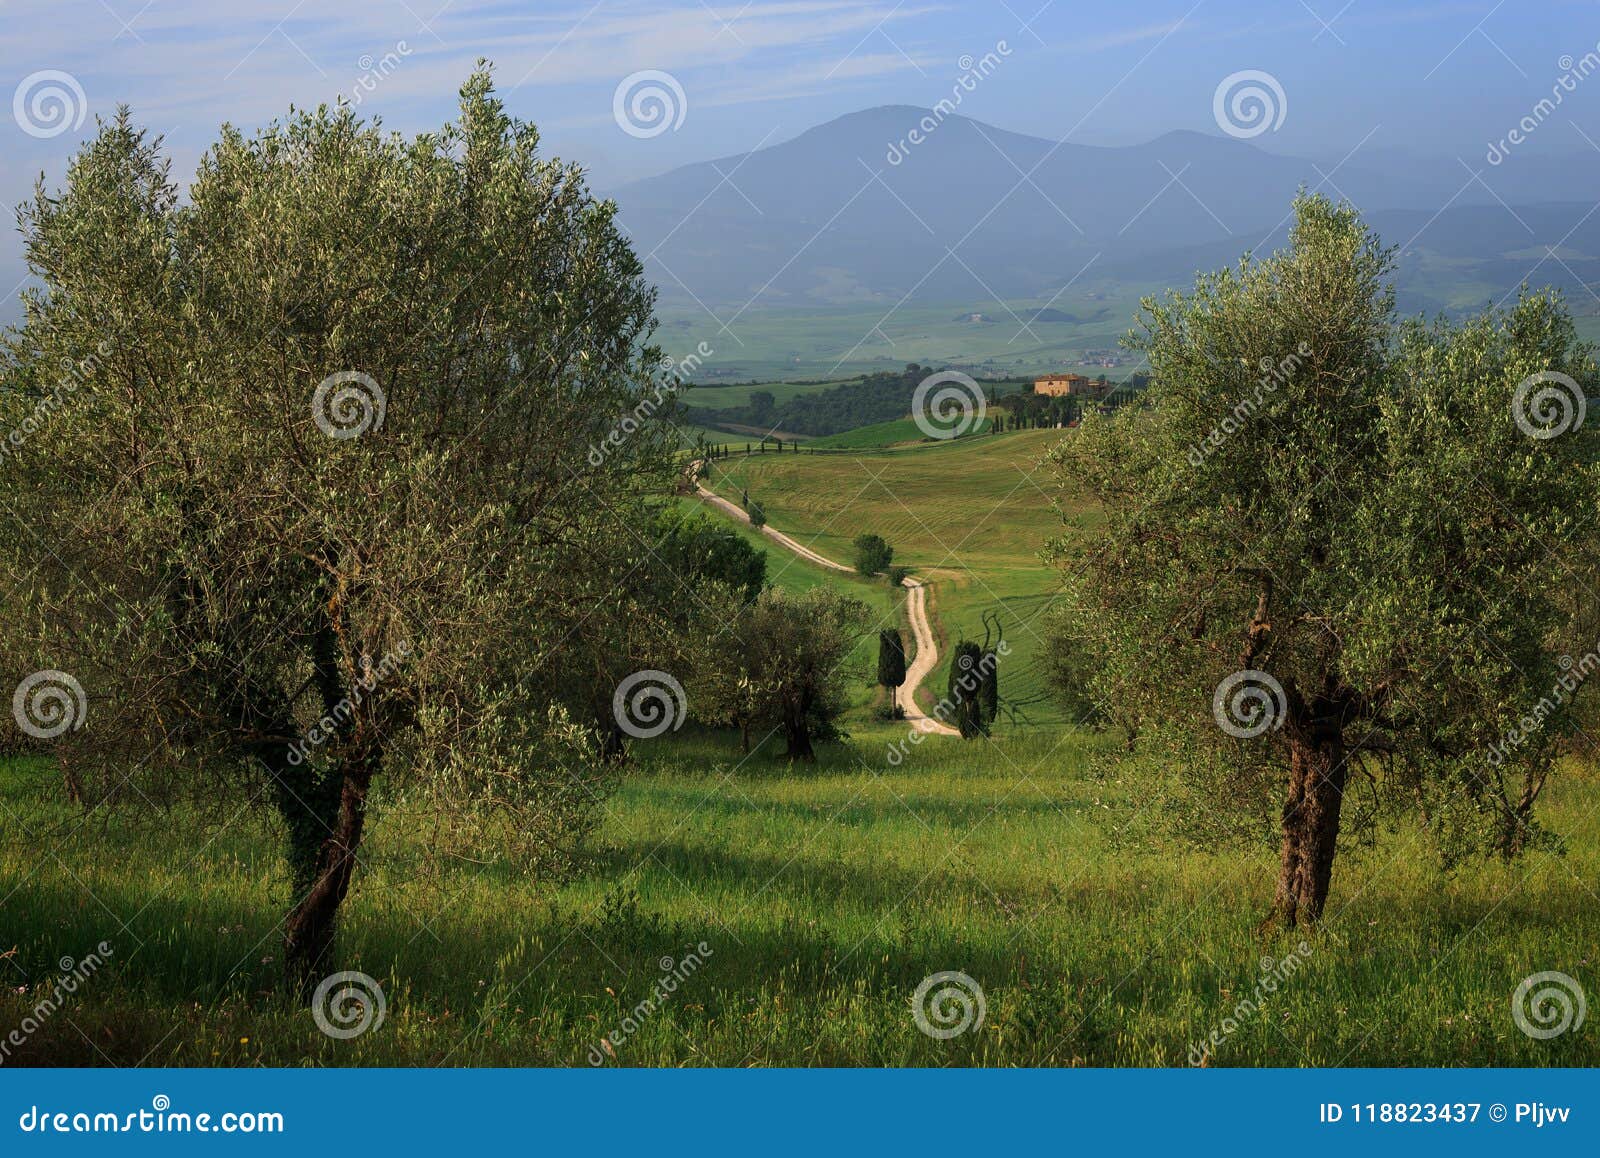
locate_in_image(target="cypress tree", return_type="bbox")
[877,628,907,713]
[978,650,998,725]
[947,641,986,738]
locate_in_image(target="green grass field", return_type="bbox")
[673,494,906,710]
[4,731,1595,1066]
[682,379,853,410]
[807,417,994,449]
[658,293,1149,381]
[6,423,1595,1070]
[703,429,1079,724]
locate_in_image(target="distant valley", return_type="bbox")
[618,105,1600,378]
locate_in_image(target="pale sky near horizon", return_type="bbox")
[5,0,1600,302]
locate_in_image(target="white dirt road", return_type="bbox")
[696,482,959,737]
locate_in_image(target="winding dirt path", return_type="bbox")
[696,481,959,737]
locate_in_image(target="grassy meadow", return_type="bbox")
[702,429,1081,723]
[3,726,1596,1067]
[674,494,907,711]
[5,425,1596,1070]
[807,416,994,449]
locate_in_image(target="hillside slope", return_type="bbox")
[704,429,1081,726]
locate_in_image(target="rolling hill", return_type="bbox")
[700,429,1081,726]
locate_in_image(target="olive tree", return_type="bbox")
[0,73,683,981]
[734,588,871,760]
[1047,195,1600,927]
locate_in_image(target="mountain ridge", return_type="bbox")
[612,105,1600,310]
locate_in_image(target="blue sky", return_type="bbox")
[4,0,1600,298]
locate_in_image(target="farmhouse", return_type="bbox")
[1033,373,1092,397]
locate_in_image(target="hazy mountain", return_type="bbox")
[1096,200,1600,317]
[613,106,1600,309]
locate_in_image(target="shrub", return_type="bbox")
[852,533,893,576]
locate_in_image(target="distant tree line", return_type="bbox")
[687,364,1023,437]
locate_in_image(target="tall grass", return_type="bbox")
[3,724,1595,1066]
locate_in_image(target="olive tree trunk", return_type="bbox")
[1275,724,1348,928]
[280,753,378,985]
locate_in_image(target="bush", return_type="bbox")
[747,501,767,529]
[852,533,893,576]
[887,565,911,587]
